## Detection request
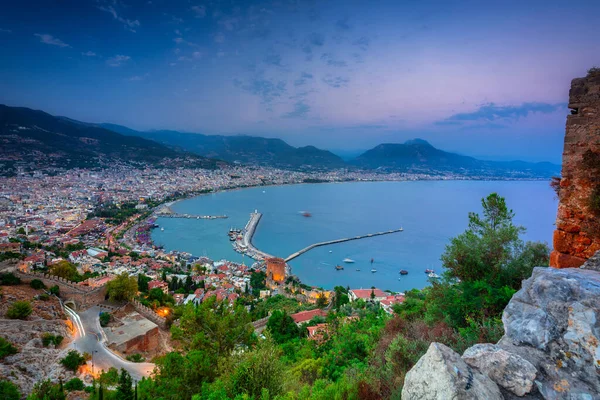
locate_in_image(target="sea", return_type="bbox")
[151,180,557,292]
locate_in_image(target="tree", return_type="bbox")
[107,273,138,301]
[316,293,328,308]
[137,274,151,293]
[0,337,18,359]
[99,312,111,327]
[266,310,300,344]
[98,367,119,386]
[60,350,86,372]
[171,296,254,358]
[30,279,46,290]
[370,288,375,300]
[116,368,134,400]
[28,379,65,400]
[0,273,21,285]
[0,379,20,400]
[333,286,349,310]
[6,301,32,320]
[49,285,60,296]
[49,260,80,281]
[250,271,266,297]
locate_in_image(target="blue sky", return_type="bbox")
[1,0,599,163]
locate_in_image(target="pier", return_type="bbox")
[233,211,274,261]
[155,205,227,219]
[284,229,404,262]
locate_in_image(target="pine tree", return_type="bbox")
[116,368,134,400]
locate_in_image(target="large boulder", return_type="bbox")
[499,267,600,399]
[402,342,503,400]
[462,343,537,397]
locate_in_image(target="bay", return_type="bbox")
[151,180,557,291]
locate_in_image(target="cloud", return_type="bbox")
[321,53,347,67]
[98,5,140,32]
[442,102,566,124]
[352,36,370,50]
[294,72,313,86]
[106,54,131,67]
[82,51,97,57]
[191,5,207,18]
[336,18,351,31]
[0,28,11,33]
[34,34,70,48]
[322,75,350,88]
[234,77,287,105]
[214,33,225,43]
[283,100,310,119]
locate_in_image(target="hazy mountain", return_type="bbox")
[352,139,561,177]
[100,124,346,170]
[0,105,219,174]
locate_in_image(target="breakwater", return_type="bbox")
[232,211,274,261]
[159,214,228,220]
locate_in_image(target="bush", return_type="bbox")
[6,301,32,320]
[125,353,145,363]
[64,377,84,392]
[49,285,60,296]
[99,312,111,327]
[30,279,46,290]
[38,293,50,301]
[0,379,20,400]
[41,333,64,347]
[0,337,18,359]
[0,273,21,286]
[60,350,86,372]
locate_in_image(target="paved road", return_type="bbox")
[66,306,155,382]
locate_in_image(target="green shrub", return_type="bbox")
[60,350,86,372]
[99,312,111,327]
[41,333,64,347]
[49,285,60,296]
[0,273,21,286]
[30,279,46,290]
[64,377,84,392]
[0,379,20,400]
[0,337,18,359]
[6,301,32,320]
[38,293,50,301]
[125,353,145,363]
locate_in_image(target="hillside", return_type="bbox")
[101,124,346,170]
[0,105,219,175]
[352,139,561,177]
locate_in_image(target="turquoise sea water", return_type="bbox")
[151,181,557,292]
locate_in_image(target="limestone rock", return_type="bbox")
[499,267,600,399]
[580,249,600,272]
[401,342,503,400]
[462,343,537,396]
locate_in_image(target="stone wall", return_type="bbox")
[116,326,160,354]
[550,69,600,268]
[14,271,108,309]
[131,299,167,329]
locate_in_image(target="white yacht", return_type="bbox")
[343,258,355,263]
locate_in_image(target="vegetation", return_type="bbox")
[30,279,46,290]
[267,310,301,344]
[6,301,32,320]
[0,252,23,262]
[27,379,66,400]
[49,261,80,281]
[0,273,21,285]
[0,337,18,359]
[106,273,138,301]
[49,285,60,296]
[249,271,267,297]
[0,379,20,400]
[126,353,145,363]
[42,333,64,347]
[60,350,86,372]
[64,378,84,392]
[99,312,111,327]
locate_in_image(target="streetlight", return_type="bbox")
[91,350,98,375]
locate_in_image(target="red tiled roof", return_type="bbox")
[291,309,327,324]
[350,288,387,299]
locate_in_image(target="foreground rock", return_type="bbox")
[499,267,600,399]
[402,342,503,400]
[462,343,537,397]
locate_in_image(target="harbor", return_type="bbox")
[155,204,227,219]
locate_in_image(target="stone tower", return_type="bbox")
[266,257,286,284]
[550,68,600,268]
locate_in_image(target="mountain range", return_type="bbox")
[0,104,561,178]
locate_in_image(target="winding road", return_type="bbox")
[66,306,155,382]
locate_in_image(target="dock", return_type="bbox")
[284,229,404,262]
[155,205,227,219]
[233,211,274,261]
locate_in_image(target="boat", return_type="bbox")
[356,269,360,271]
[428,272,440,279]
[370,258,374,264]
[400,227,404,231]
[329,250,333,253]
[343,258,355,263]
[160,227,164,231]
[399,270,408,275]
[371,269,377,273]
[335,265,344,270]
[425,269,434,274]
[302,212,312,217]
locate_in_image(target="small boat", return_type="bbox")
[428,273,440,279]
[370,258,374,264]
[302,211,312,217]
[400,227,404,231]
[425,269,434,274]
[356,269,360,271]
[343,258,355,263]
[160,227,164,231]
[371,269,377,273]
[399,270,408,275]
[329,250,333,253]
[335,265,344,270]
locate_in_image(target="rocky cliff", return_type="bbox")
[402,265,600,399]
[550,69,600,268]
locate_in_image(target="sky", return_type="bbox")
[1,0,599,163]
